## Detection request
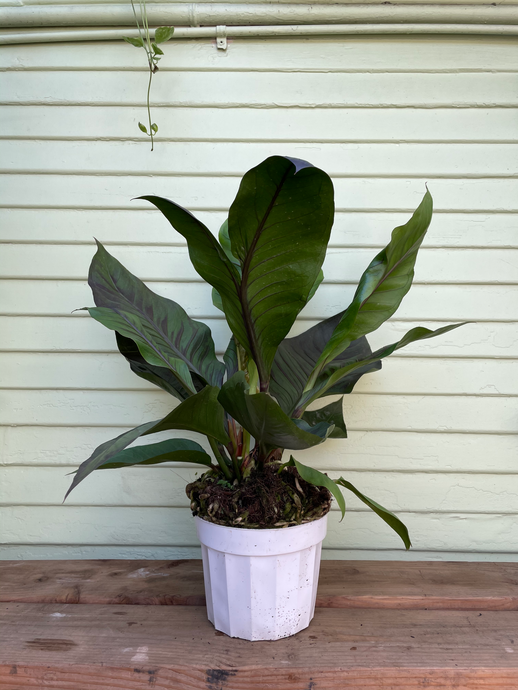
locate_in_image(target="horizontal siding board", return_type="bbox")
[4,466,518,515]
[0,317,514,360]
[1,426,516,474]
[2,141,517,177]
[2,106,518,142]
[1,280,514,320]
[2,209,518,248]
[2,245,516,284]
[0,389,515,433]
[2,36,518,71]
[2,352,517,396]
[2,505,518,552]
[3,72,517,107]
[2,175,516,211]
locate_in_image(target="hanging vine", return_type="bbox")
[123,0,174,150]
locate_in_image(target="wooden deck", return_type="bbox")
[1,559,518,689]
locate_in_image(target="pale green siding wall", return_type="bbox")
[1,33,517,560]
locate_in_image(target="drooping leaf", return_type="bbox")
[143,385,229,445]
[226,156,334,384]
[155,26,175,44]
[87,241,225,391]
[302,323,468,408]
[270,311,381,415]
[123,36,144,48]
[283,456,346,519]
[335,478,411,549]
[223,335,238,379]
[140,196,248,352]
[100,439,212,469]
[310,190,433,383]
[115,332,205,401]
[152,43,164,56]
[301,398,347,439]
[218,372,333,451]
[64,420,158,499]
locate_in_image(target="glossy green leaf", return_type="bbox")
[270,310,380,415]
[155,26,175,44]
[123,36,144,48]
[64,420,158,499]
[227,156,334,384]
[284,456,346,518]
[302,323,467,408]
[143,385,229,445]
[307,269,324,302]
[223,336,238,379]
[100,439,212,469]
[311,190,433,383]
[87,241,225,391]
[301,398,347,439]
[115,332,205,401]
[218,372,333,450]
[140,196,249,351]
[335,478,411,549]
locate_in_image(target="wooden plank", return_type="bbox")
[2,141,517,177]
[2,209,516,247]
[1,280,515,321]
[0,317,514,360]
[6,466,518,516]
[2,425,517,474]
[2,72,516,107]
[2,105,517,142]
[1,603,518,689]
[2,35,518,71]
[2,245,516,284]
[1,175,516,212]
[3,506,518,553]
[2,352,516,395]
[2,560,518,610]
[0,388,515,432]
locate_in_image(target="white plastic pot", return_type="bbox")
[195,514,328,641]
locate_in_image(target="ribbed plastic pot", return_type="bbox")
[195,514,328,641]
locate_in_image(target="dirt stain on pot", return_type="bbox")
[206,668,238,689]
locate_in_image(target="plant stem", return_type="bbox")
[208,437,233,481]
[146,68,154,151]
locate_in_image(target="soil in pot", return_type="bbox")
[186,462,332,528]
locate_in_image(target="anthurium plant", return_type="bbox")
[66,156,465,549]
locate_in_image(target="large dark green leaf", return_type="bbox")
[302,323,467,408]
[87,241,225,391]
[227,156,334,385]
[64,420,158,499]
[218,372,333,451]
[139,196,249,352]
[301,398,347,439]
[99,439,212,469]
[223,335,238,379]
[335,478,411,549]
[310,190,433,383]
[143,385,229,445]
[283,456,346,518]
[270,310,380,415]
[115,332,205,401]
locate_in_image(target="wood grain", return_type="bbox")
[3,560,518,610]
[1,603,518,689]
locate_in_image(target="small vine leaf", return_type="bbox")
[155,26,175,44]
[151,123,158,134]
[138,122,149,134]
[152,43,164,55]
[123,36,144,48]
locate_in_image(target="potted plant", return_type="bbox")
[65,155,464,640]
